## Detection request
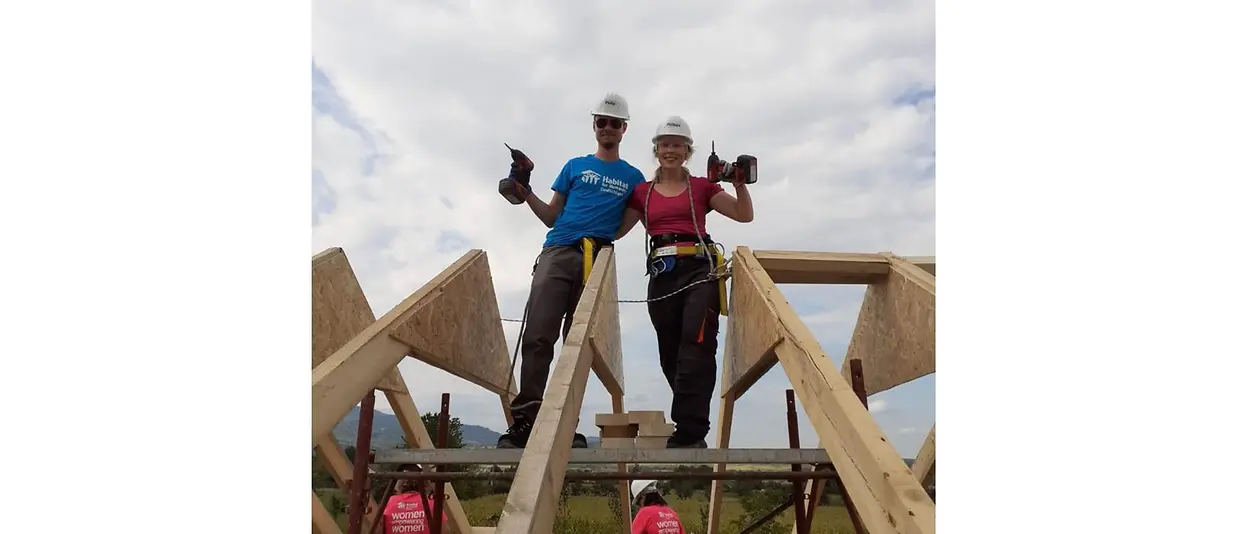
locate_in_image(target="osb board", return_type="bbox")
[388,250,512,395]
[311,248,404,392]
[723,249,783,397]
[589,254,624,396]
[312,251,481,445]
[841,258,935,396]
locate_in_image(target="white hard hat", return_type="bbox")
[652,116,693,145]
[630,479,658,503]
[591,93,630,120]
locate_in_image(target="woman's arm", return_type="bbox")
[709,182,754,223]
[615,208,643,240]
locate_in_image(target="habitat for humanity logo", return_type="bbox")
[580,170,604,185]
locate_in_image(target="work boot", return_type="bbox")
[497,421,590,449]
[666,436,708,449]
[496,421,532,449]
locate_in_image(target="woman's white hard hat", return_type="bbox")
[652,116,693,145]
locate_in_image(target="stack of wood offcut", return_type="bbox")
[594,410,676,449]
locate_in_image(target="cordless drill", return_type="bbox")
[706,141,758,185]
[499,143,534,205]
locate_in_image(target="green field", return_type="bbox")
[318,488,859,533]
[463,492,858,533]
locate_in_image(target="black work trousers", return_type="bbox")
[509,245,599,426]
[647,256,721,443]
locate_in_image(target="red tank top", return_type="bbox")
[627,177,725,238]
[383,492,446,534]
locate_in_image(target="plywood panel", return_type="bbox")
[388,250,513,395]
[841,256,936,395]
[723,254,784,398]
[312,251,481,445]
[589,254,624,396]
[312,248,404,392]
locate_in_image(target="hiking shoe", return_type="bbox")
[666,437,708,449]
[496,421,532,449]
[572,433,589,449]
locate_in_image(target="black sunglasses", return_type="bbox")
[595,117,624,129]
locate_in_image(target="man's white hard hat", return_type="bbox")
[630,479,659,503]
[591,93,631,120]
[652,115,693,145]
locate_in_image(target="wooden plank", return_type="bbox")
[312,250,480,446]
[840,255,936,395]
[374,447,833,466]
[611,393,630,534]
[312,248,404,392]
[911,425,935,487]
[312,490,344,534]
[723,254,784,398]
[589,255,625,396]
[751,250,891,284]
[752,250,935,284]
[705,396,734,534]
[494,250,616,534]
[313,435,380,533]
[388,250,514,395]
[734,247,935,534]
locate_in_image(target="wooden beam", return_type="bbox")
[705,395,735,534]
[312,250,480,446]
[840,254,936,396]
[388,249,514,396]
[312,490,344,534]
[722,254,783,398]
[312,248,404,392]
[752,250,935,285]
[734,247,935,534]
[911,425,935,487]
[751,250,891,284]
[494,249,617,534]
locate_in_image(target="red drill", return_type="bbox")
[706,141,757,185]
[499,143,534,205]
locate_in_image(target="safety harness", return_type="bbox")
[646,232,729,316]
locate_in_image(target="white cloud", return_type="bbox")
[312,0,933,450]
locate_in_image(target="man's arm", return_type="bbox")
[615,207,643,240]
[524,190,566,228]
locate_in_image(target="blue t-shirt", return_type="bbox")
[542,155,647,247]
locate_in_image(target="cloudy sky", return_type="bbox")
[311,0,934,456]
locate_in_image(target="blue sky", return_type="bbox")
[311,0,934,457]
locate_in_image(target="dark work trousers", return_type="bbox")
[509,244,601,426]
[647,256,721,443]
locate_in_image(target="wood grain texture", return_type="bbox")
[841,255,936,396]
[388,250,513,395]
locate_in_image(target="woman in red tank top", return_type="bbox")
[616,116,754,448]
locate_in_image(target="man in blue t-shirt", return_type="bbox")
[497,92,646,449]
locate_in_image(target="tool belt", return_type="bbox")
[645,234,729,316]
[577,236,613,285]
